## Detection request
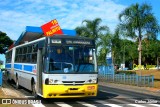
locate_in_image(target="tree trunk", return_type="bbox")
[138,24,142,66]
[138,37,142,66]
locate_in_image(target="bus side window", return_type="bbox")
[26,45,32,63]
[26,54,31,63]
[10,51,12,62]
[28,45,32,53]
[18,55,21,62]
[21,47,27,62]
[6,51,12,63]
[31,44,37,63]
[6,53,8,63]
[24,46,27,53]
[18,48,22,62]
[33,44,38,53]
[19,48,22,54]
[15,49,18,62]
[15,48,23,63]
[32,53,37,63]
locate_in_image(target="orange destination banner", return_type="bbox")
[41,19,63,36]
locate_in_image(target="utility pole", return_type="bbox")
[122,38,125,70]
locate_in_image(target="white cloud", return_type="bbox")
[0,0,126,40]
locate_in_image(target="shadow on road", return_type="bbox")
[96,90,118,99]
[40,90,119,104]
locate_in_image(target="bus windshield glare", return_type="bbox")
[47,46,96,74]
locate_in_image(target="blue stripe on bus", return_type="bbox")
[5,64,11,68]
[23,65,33,72]
[7,64,34,72]
[14,64,22,70]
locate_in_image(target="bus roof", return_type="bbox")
[14,26,76,46]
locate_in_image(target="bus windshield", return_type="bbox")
[47,46,97,74]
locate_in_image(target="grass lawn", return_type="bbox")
[134,69,160,88]
[135,69,160,80]
[154,80,160,88]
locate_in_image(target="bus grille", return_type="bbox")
[62,81,85,85]
[60,93,85,96]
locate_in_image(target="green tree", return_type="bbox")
[0,31,13,54]
[111,28,122,65]
[75,18,108,40]
[119,3,160,66]
[142,39,160,65]
[97,32,112,64]
[110,26,138,69]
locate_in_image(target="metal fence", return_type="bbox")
[98,65,115,75]
[98,66,154,87]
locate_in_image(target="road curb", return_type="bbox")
[146,87,160,92]
[98,82,160,97]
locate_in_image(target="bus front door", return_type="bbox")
[37,49,43,95]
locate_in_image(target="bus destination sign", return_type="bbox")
[41,19,63,36]
[66,40,91,45]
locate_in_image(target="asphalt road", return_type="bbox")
[4,81,160,107]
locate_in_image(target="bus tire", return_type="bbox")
[32,81,38,98]
[16,75,20,89]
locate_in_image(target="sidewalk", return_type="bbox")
[0,74,33,107]
[0,73,25,98]
[99,81,160,97]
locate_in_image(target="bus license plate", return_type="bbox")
[87,86,95,90]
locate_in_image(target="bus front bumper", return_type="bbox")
[42,84,98,98]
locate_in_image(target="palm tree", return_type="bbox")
[118,3,160,66]
[97,32,112,64]
[75,18,108,40]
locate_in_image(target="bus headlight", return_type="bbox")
[54,80,58,84]
[48,79,62,84]
[91,79,97,83]
[87,79,97,83]
[49,79,53,84]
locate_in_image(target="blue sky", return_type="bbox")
[0,0,160,63]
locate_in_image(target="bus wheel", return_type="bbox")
[32,81,38,98]
[16,76,20,89]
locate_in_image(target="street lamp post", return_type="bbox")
[123,42,125,70]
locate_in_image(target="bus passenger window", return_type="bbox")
[23,47,27,53]
[6,51,12,63]
[15,49,20,62]
[6,53,8,63]
[15,55,18,62]
[19,48,22,54]
[32,53,37,63]
[33,44,38,52]
[22,54,26,62]
[18,56,21,62]
[26,54,31,63]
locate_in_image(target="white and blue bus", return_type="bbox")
[5,34,98,98]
